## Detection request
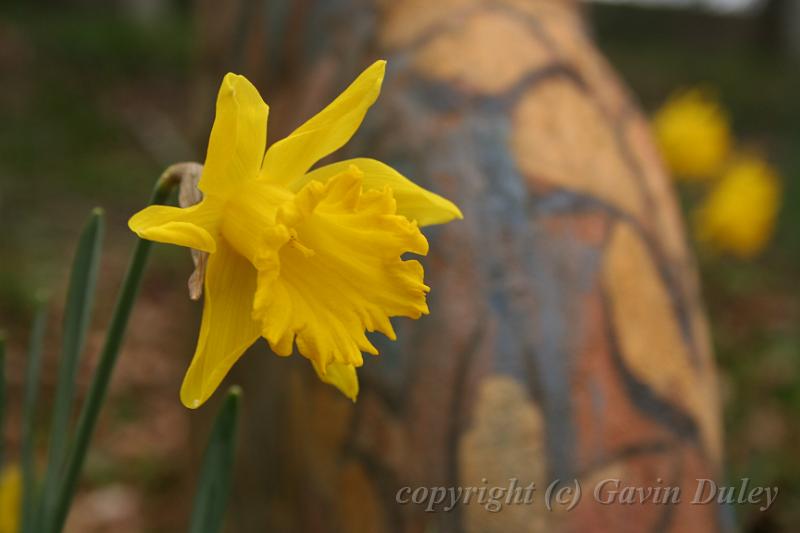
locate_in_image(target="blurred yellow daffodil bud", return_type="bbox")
[653,89,731,180]
[694,156,780,258]
[0,465,21,533]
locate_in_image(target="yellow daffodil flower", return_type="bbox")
[0,465,20,533]
[694,156,780,258]
[653,89,731,180]
[129,61,462,407]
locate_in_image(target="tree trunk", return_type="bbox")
[195,1,727,531]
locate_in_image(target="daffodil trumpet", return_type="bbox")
[129,61,462,408]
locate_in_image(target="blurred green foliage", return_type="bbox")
[0,3,193,321]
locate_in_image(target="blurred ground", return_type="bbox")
[0,1,797,531]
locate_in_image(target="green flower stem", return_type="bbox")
[48,166,186,533]
[21,299,48,533]
[189,386,241,533]
[0,332,6,470]
[40,209,104,527]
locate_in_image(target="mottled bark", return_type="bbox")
[194,1,726,531]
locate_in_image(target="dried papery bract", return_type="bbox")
[176,162,208,300]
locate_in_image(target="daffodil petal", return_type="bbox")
[253,168,429,372]
[200,73,269,197]
[297,158,463,226]
[180,239,261,408]
[128,199,221,253]
[652,89,730,180]
[311,360,359,401]
[260,60,386,186]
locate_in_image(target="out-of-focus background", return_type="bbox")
[0,0,796,531]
